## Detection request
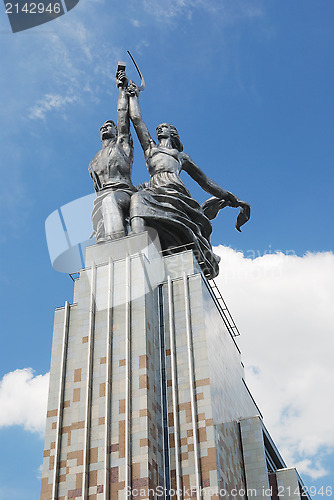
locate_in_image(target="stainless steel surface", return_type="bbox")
[183,273,202,499]
[167,276,182,498]
[82,264,96,500]
[104,258,113,500]
[125,256,132,494]
[52,301,70,500]
[88,61,250,279]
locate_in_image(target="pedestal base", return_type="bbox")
[41,233,308,500]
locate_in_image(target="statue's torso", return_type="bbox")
[89,141,133,191]
[146,144,181,177]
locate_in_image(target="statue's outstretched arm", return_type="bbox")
[181,153,239,205]
[116,71,131,152]
[127,82,154,155]
[181,153,251,231]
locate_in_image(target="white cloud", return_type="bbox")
[7,0,264,122]
[142,0,263,22]
[2,248,332,483]
[36,463,43,480]
[293,459,328,481]
[28,93,77,120]
[23,17,121,120]
[214,246,334,480]
[0,368,49,436]
[142,0,203,20]
[131,19,142,27]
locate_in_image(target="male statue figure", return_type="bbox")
[89,69,135,242]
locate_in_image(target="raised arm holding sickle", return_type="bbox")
[126,80,250,278]
[88,68,136,242]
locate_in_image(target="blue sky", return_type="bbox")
[0,0,333,498]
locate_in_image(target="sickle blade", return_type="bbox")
[127,50,145,92]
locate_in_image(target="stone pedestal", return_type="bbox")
[40,233,308,500]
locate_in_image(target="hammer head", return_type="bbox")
[116,61,126,77]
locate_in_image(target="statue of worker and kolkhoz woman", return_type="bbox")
[88,57,250,280]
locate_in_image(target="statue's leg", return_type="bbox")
[129,191,147,234]
[131,216,146,234]
[101,190,131,240]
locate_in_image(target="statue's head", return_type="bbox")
[100,120,117,141]
[156,123,183,152]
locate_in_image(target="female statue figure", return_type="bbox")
[127,82,250,279]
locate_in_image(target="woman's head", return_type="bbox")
[156,123,183,152]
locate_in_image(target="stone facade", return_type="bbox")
[41,233,309,499]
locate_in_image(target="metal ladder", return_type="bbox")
[209,278,240,337]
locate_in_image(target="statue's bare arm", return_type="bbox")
[180,153,240,206]
[127,82,154,156]
[116,71,132,153]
